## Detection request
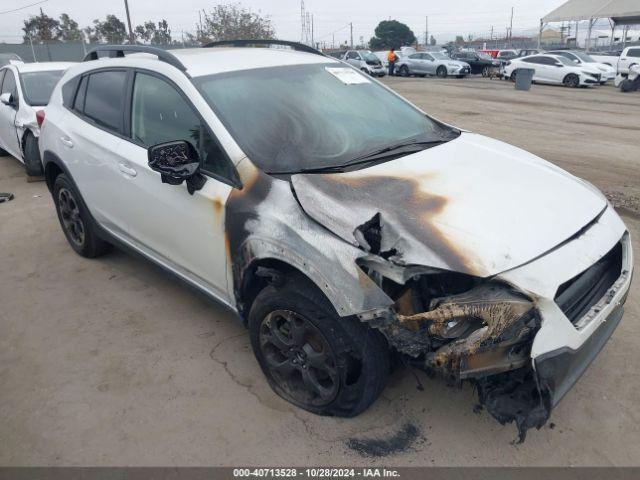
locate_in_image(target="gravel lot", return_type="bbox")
[1,77,639,467]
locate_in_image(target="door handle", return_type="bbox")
[118,162,137,177]
[60,136,74,148]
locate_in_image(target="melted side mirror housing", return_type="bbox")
[147,140,206,194]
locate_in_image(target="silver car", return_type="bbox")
[396,52,470,78]
[343,49,386,77]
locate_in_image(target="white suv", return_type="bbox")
[40,42,632,442]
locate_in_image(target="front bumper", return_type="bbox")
[449,66,470,75]
[533,231,632,407]
[368,66,386,77]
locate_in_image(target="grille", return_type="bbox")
[555,242,622,325]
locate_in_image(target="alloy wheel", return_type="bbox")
[58,187,85,247]
[259,309,339,407]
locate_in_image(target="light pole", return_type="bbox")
[123,0,135,44]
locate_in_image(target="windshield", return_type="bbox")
[20,70,65,106]
[556,56,574,66]
[194,63,457,174]
[431,52,449,60]
[361,51,379,62]
[573,52,595,62]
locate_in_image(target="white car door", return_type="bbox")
[0,68,22,158]
[58,69,132,238]
[114,70,235,302]
[620,47,640,74]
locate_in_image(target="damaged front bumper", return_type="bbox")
[359,206,632,441]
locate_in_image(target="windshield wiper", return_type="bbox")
[344,138,448,166]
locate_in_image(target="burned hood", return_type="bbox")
[290,133,606,277]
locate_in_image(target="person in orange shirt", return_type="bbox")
[387,48,399,76]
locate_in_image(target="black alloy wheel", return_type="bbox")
[258,309,339,407]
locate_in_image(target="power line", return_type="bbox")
[0,0,48,15]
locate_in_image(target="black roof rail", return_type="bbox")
[83,45,188,72]
[202,39,326,57]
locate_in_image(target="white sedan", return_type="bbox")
[503,54,603,87]
[0,61,74,176]
[547,50,616,83]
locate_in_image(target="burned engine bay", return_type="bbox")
[353,217,550,443]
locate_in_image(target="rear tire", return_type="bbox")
[23,132,43,177]
[510,70,517,82]
[436,66,447,78]
[53,173,111,258]
[563,73,580,88]
[399,65,410,77]
[249,274,390,417]
[482,66,490,77]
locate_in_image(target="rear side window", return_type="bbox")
[62,75,81,109]
[73,76,88,112]
[83,70,127,134]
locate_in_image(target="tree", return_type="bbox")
[429,35,436,46]
[22,8,59,43]
[58,13,82,42]
[455,35,465,45]
[135,19,172,44]
[87,15,128,44]
[369,20,416,50]
[197,3,275,43]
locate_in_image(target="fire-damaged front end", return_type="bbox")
[227,132,633,441]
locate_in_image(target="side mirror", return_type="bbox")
[0,92,16,107]
[148,140,206,195]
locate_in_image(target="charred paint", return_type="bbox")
[291,172,481,276]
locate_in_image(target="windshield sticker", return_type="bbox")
[325,67,371,85]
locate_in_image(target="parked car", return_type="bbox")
[504,54,603,87]
[0,61,75,175]
[0,53,23,67]
[40,44,632,442]
[547,50,616,83]
[396,52,470,78]
[343,49,386,77]
[618,46,640,75]
[451,51,501,76]
[517,49,545,57]
[496,49,519,61]
[478,49,499,59]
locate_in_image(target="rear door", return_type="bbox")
[60,69,131,237]
[0,68,21,158]
[422,53,437,74]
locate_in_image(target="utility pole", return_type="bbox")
[123,0,135,44]
[425,16,428,47]
[311,14,314,47]
[350,22,353,48]
[509,7,514,44]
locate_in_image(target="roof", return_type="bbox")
[167,47,338,77]
[542,0,640,24]
[13,62,76,73]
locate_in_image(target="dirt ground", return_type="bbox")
[1,77,639,467]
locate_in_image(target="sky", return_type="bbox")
[0,0,572,45]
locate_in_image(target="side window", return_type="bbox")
[628,48,640,58]
[522,56,542,64]
[346,51,358,60]
[0,70,5,91]
[83,71,127,133]
[424,54,434,61]
[408,53,420,59]
[73,76,88,113]
[540,57,555,65]
[131,72,234,181]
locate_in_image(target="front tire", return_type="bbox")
[23,132,43,176]
[436,66,447,78]
[53,174,111,258]
[563,73,580,88]
[249,274,389,417]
